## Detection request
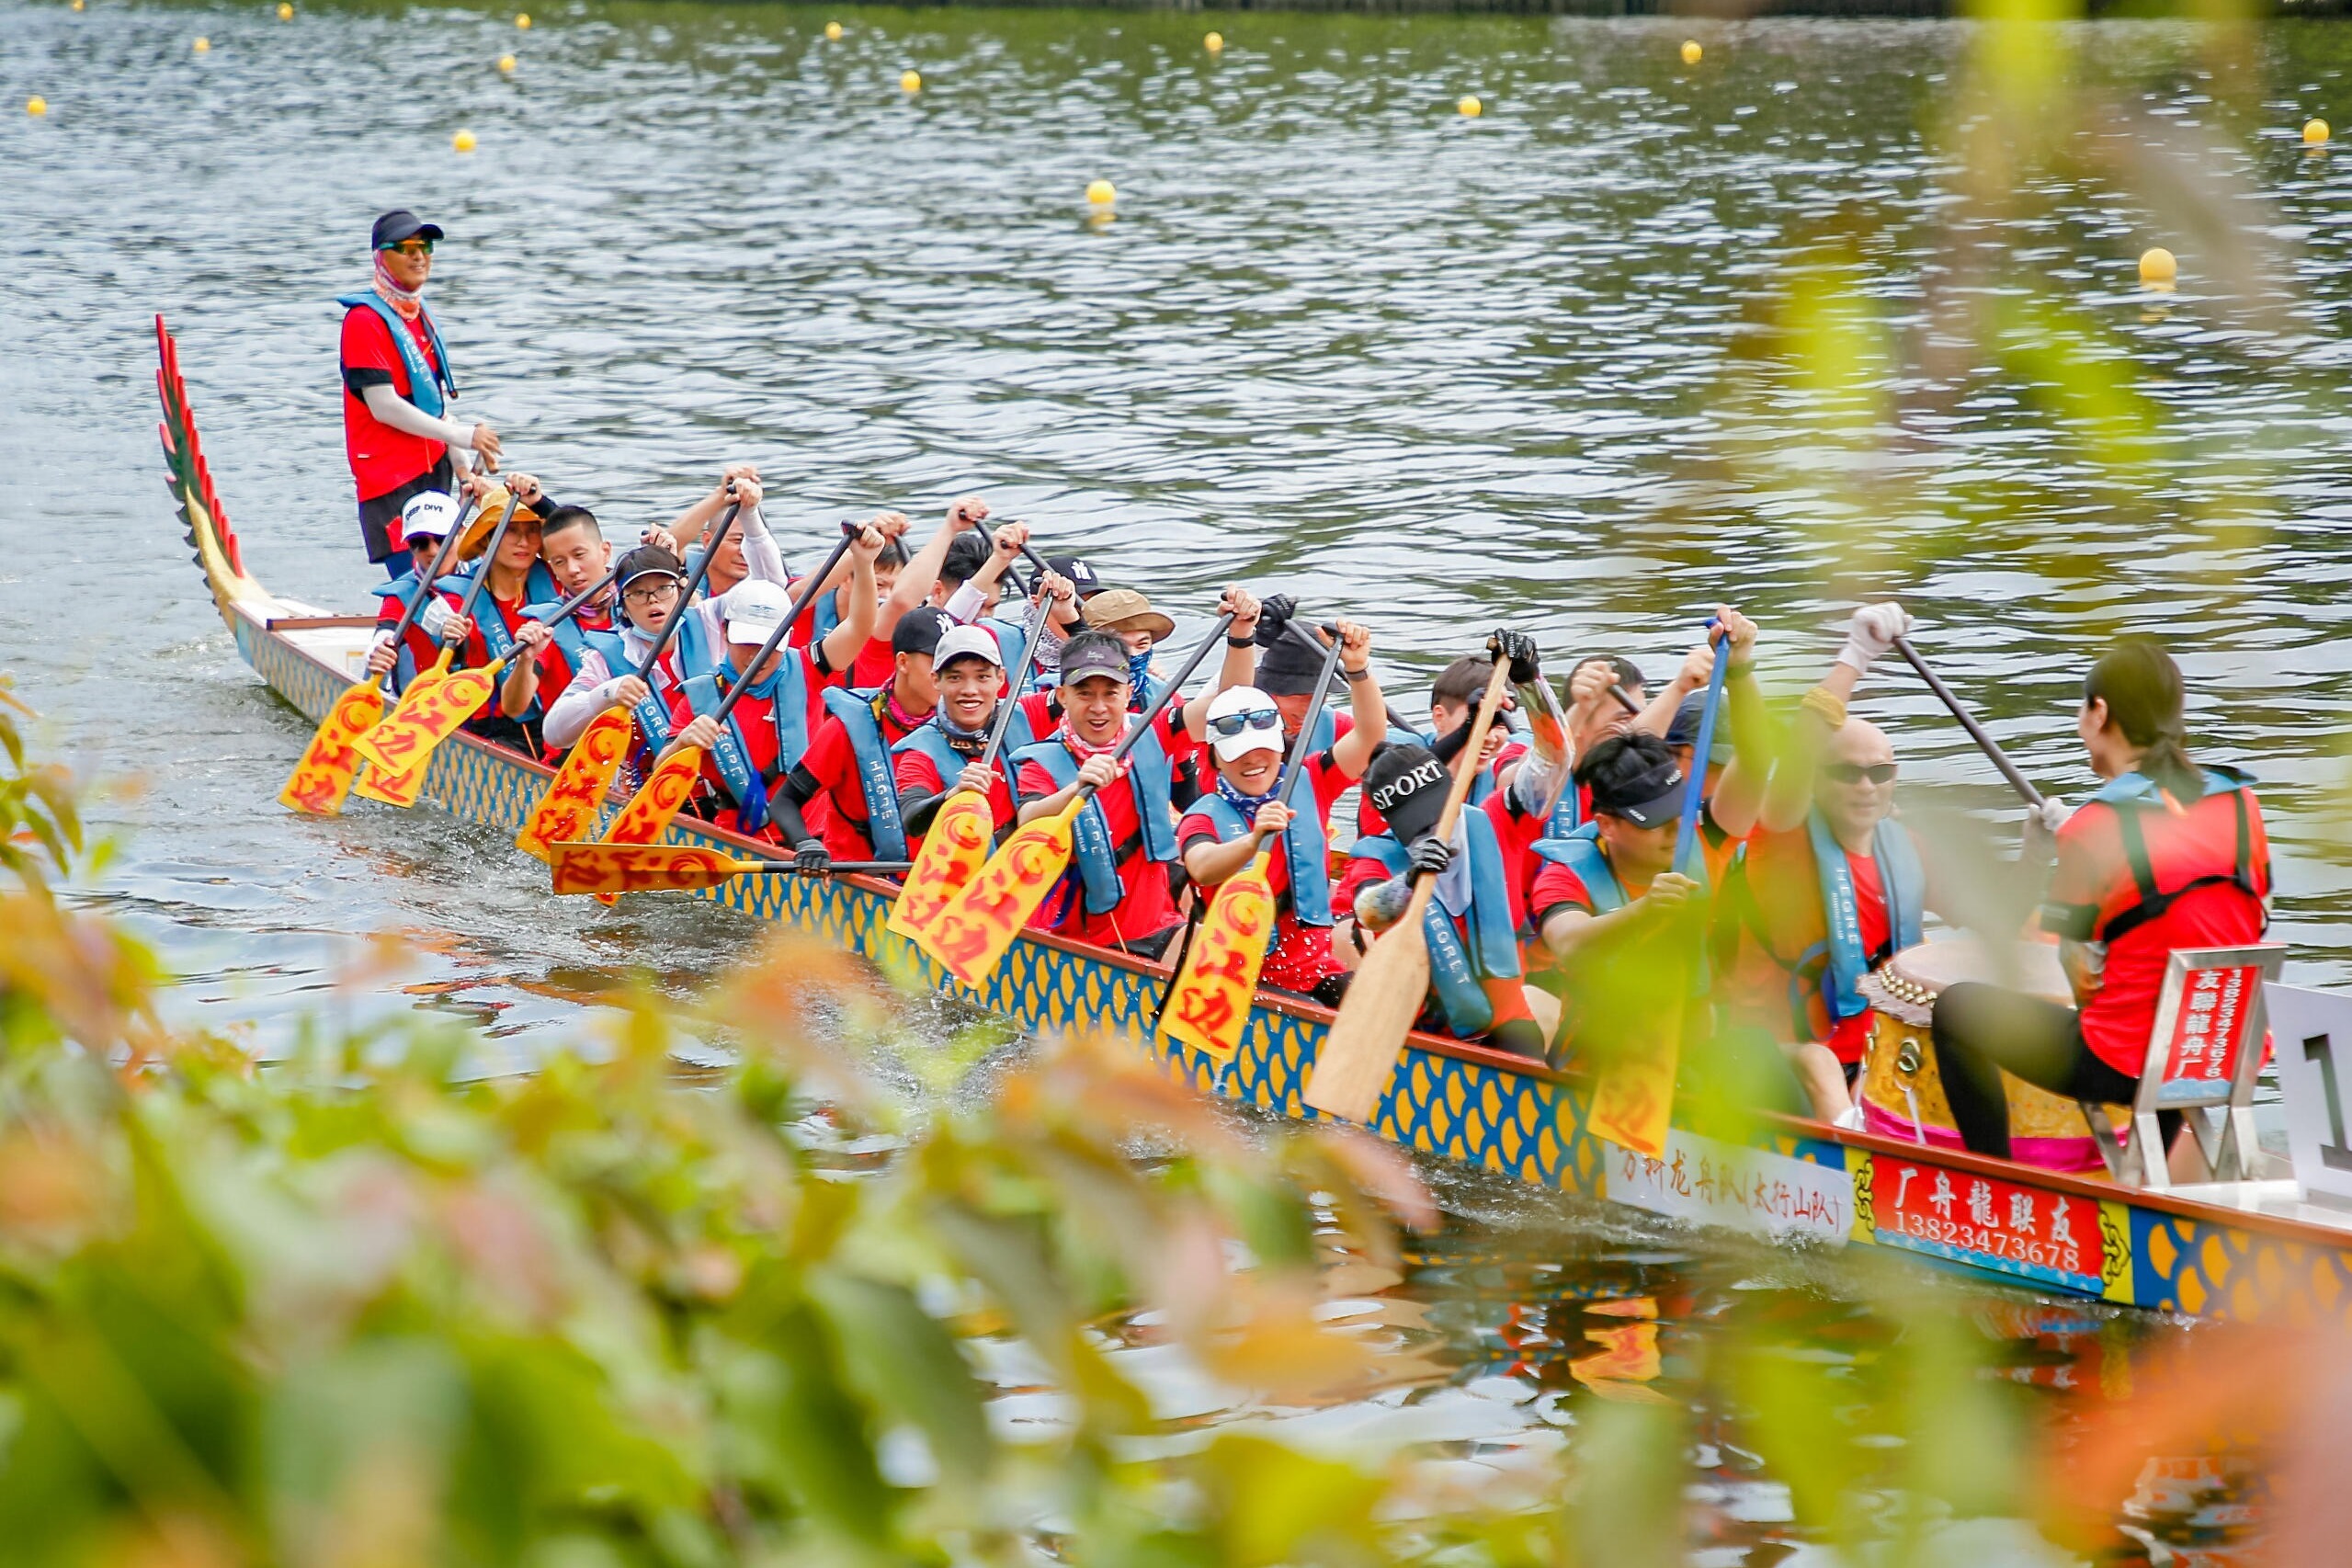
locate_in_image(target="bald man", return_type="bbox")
[1717,606,1931,1123]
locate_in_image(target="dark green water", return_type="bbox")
[5,2,2344,1556]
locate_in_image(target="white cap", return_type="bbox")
[933,625,1003,671]
[723,579,791,646]
[400,491,461,541]
[1205,685,1284,762]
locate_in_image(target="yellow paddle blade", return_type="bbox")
[590,744,706,905]
[1162,849,1277,1064]
[347,653,452,808]
[517,706,631,860]
[550,841,761,895]
[278,676,383,816]
[887,790,994,949]
[924,802,1077,985]
[1303,883,1434,1122]
[350,660,502,778]
[1585,952,1691,1159]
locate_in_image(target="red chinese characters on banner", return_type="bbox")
[2163,963,2261,1090]
[1164,852,1275,1063]
[1611,1142,1849,1233]
[890,791,994,951]
[1875,1157,2104,1287]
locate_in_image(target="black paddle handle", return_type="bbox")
[1894,636,2047,812]
[528,562,624,631]
[1069,611,1238,804]
[446,490,523,634]
[629,499,743,680]
[1608,681,1642,716]
[708,521,864,727]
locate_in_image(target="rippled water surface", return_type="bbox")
[6,2,2349,1556]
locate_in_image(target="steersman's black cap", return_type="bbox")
[371,210,445,250]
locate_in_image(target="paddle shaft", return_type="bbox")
[530,562,624,632]
[442,494,525,642]
[971,574,1061,774]
[631,500,742,681]
[1609,682,1642,716]
[380,506,479,659]
[1893,636,2047,812]
[705,523,863,728]
[1067,611,1238,809]
[741,859,913,877]
[1274,623,1346,807]
[1672,628,1730,879]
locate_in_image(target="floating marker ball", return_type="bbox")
[26,95,46,115]
[277,3,291,17]
[901,69,921,92]
[825,20,842,38]
[453,128,477,153]
[2139,246,2177,284]
[498,53,516,72]
[1681,40,1702,64]
[1204,30,1223,51]
[1086,178,1116,205]
[515,11,530,27]
[1458,94,1482,117]
[193,35,210,51]
[2305,118,2330,145]
[70,0,82,10]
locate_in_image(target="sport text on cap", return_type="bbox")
[1362,743,1450,843]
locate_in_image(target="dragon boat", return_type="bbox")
[153,317,2352,1324]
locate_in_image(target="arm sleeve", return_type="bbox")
[900,789,948,836]
[768,767,821,846]
[541,651,619,750]
[360,382,476,448]
[942,583,986,623]
[738,505,790,588]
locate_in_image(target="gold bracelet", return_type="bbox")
[1800,686,1849,730]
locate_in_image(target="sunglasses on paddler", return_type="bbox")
[1825,762,1898,785]
[380,238,436,257]
[1207,709,1282,739]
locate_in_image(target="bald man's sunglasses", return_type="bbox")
[1825,762,1898,785]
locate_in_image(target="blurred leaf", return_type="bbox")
[808,1269,994,1490]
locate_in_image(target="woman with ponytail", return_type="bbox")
[1931,636,2271,1163]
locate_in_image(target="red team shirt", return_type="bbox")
[339,306,449,525]
[662,653,848,841]
[798,699,925,859]
[1176,744,1358,994]
[1014,709,1198,950]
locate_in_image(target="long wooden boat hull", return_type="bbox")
[153,316,2352,1324]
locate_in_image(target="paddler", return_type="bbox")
[658,522,887,839]
[1177,619,1384,1005]
[538,544,694,787]
[1356,649,1522,837]
[1717,604,1932,1123]
[937,523,1082,671]
[767,606,958,870]
[813,498,985,686]
[1011,593,1264,960]
[365,492,465,689]
[1931,636,2269,1161]
[339,210,500,573]
[1333,729,1546,1060]
[894,622,1062,852]
[497,500,619,733]
[425,502,557,753]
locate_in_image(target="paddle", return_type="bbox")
[550,841,909,896]
[1303,660,1514,1122]
[1586,624,1731,1160]
[888,578,1060,949]
[1162,622,1347,1062]
[1893,636,2048,811]
[350,482,517,807]
[920,611,1240,986]
[279,506,476,816]
[594,520,866,857]
[515,498,745,858]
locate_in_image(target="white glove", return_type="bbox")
[418,597,457,641]
[2035,795,2072,834]
[1835,602,1912,676]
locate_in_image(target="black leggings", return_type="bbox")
[1929,982,2165,1161]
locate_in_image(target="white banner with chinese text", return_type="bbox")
[1600,1129,1854,1246]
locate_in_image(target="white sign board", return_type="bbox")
[1601,1129,1853,1245]
[2264,983,2352,1206]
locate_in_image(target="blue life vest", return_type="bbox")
[670,608,722,684]
[377,572,430,693]
[2066,765,2263,944]
[337,292,456,417]
[1190,790,1333,932]
[1802,811,1926,1026]
[892,705,1041,800]
[1354,812,1519,1038]
[819,687,911,861]
[983,615,1029,678]
[1011,723,1178,916]
[682,655,812,835]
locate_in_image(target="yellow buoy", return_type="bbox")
[453,128,477,153]
[26,95,47,116]
[1681,39,1702,64]
[901,69,921,92]
[193,35,210,51]
[1204,30,1223,51]
[277,3,291,17]
[498,52,516,73]
[2139,246,2177,285]
[2305,118,2330,146]
[824,20,842,39]
[70,0,82,10]
[1085,178,1116,205]
[1458,94,1482,118]
[514,11,530,28]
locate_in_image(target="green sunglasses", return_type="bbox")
[380,238,436,257]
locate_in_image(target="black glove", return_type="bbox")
[792,838,832,875]
[1488,628,1540,686]
[1253,594,1299,646]
[1489,1017,1549,1063]
[1406,836,1453,877]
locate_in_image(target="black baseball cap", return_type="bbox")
[1045,555,1103,597]
[1588,733,1689,829]
[892,605,953,658]
[371,210,445,250]
[1361,743,1451,846]
[615,544,685,592]
[1057,631,1131,687]
[1257,622,1329,698]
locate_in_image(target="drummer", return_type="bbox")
[1718,603,1926,1123]
[1930,636,2270,1162]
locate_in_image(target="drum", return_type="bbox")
[1857,937,2119,1173]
